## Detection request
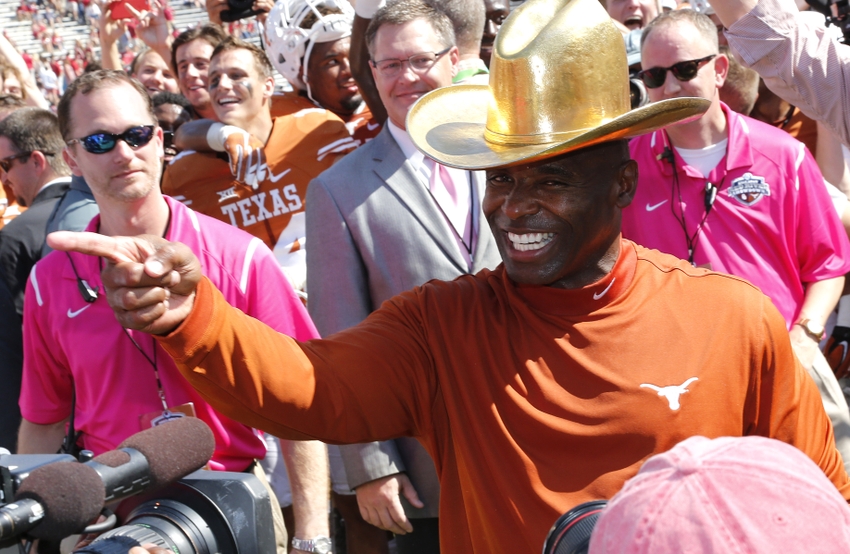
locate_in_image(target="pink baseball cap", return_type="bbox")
[588,435,850,554]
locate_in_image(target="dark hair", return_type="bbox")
[641,9,718,52]
[366,0,456,59]
[152,91,192,110]
[0,107,69,174]
[82,60,102,73]
[170,24,228,77]
[211,36,274,79]
[300,5,344,30]
[57,70,156,141]
[430,0,484,56]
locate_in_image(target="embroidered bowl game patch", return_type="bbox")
[727,172,770,206]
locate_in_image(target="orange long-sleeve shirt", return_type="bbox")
[159,240,849,553]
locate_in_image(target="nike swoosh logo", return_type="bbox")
[366,122,380,131]
[67,304,91,318]
[646,200,668,211]
[593,278,616,300]
[268,167,292,183]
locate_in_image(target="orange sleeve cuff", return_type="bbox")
[157,276,222,367]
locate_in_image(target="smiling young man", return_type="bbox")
[171,24,228,121]
[263,0,380,144]
[173,0,379,178]
[162,37,356,292]
[621,9,850,472]
[50,0,850,552]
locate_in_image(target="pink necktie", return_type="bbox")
[427,160,473,259]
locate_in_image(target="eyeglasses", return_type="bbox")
[637,55,716,89]
[370,47,452,78]
[67,125,156,154]
[0,152,32,173]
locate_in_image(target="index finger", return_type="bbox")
[126,4,148,19]
[47,231,136,263]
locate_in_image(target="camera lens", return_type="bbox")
[80,499,219,554]
[629,78,649,110]
[542,500,607,554]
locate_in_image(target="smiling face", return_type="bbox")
[63,81,163,205]
[175,38,215,114]
[482,142,636,289]
[607,0,659,30]
[133,51,180,96]
[369,18,458,130]
[208,48,274,128]
[306,37,362,117]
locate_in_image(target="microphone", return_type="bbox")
[656,146,674,164]
[94,416,214,501]
[704,182,717,212]
[2,417,215,543]
[0,462,104,542]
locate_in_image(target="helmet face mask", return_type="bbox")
[263,0,355,98]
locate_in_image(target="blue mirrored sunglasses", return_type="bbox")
[67,125,156,154]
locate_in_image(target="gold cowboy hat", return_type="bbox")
[407,0,710,170]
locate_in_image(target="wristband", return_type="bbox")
[353,0,385,19]
[206,122,243,152]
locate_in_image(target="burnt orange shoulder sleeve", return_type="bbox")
[749,295,850,499]
[158,277,439,443]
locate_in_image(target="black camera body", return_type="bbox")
[220,0,262,23]
[0,453,275,554]
[802,0,850,43]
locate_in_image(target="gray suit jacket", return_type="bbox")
[305,125,501,518]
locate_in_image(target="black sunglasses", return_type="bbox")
[67,125,156,154]
[637,55,716,89]
[0,151,32,172]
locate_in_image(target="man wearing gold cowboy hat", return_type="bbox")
[50,0,850,552]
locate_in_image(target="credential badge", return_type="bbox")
[727,172,770,206]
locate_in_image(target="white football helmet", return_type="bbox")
[263,0,355,103]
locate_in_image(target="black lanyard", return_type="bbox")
[666,151,724,265]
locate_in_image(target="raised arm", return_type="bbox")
[719,0,850,147]
[0,33,47,108]
[130,0,175,73]
[98,2,129,72]
[46,231,437,445]
[350,0,387,124]
[173,120,266,185]
[702,0,759,28]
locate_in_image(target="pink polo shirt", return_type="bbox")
[623,103,850,328]
[21,196,319,470]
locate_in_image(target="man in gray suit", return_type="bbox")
[305,1,501,552]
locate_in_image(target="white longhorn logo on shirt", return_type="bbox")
[640,377,699,410]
